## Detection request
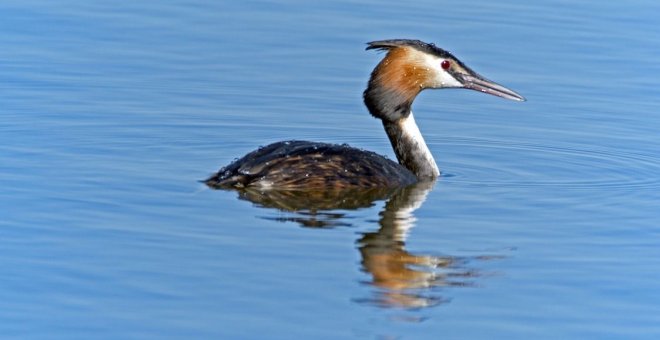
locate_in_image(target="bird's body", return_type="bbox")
[206,39,525,190]
[205,140,417,189]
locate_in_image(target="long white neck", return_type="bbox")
[383,112,440,179]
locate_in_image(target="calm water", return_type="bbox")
[2,0,660,338]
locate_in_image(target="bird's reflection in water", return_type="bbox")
[237,186,398,228]
[222,181,500,309]
[355,181,485,309]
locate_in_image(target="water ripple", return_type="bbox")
[438,137,660,192]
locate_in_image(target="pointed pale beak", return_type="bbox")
[458,72,526,102]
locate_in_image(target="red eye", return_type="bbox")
[441,60,451,70]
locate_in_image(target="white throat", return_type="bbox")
[383,112,440,179]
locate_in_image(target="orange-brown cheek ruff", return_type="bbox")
[363,47,438,123]
[370,48,432,106]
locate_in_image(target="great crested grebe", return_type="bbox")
[206,39,525,190]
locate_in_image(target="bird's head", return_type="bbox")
[364,39,525,122]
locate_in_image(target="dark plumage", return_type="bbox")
[366,39,455,59]
[205,141,417,189]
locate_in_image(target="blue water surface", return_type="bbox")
[2,0,660,338]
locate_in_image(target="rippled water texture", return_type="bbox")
[2,0,660,338]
